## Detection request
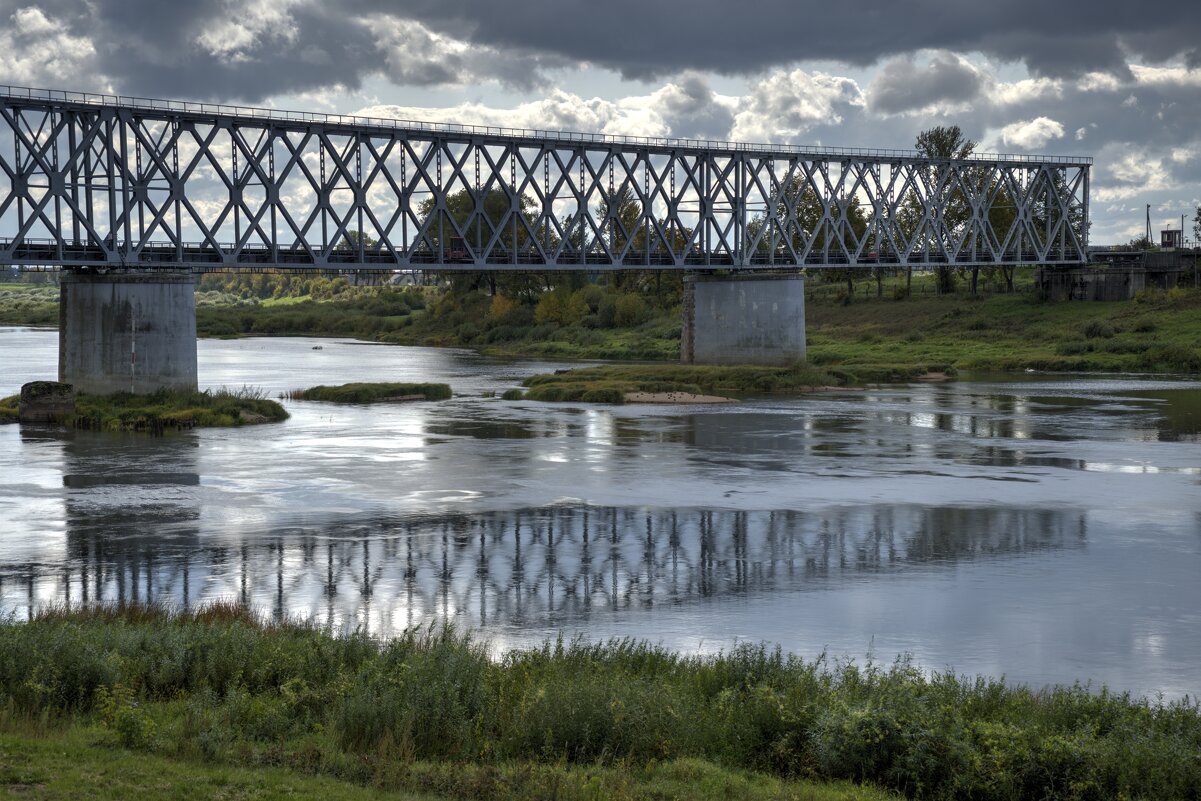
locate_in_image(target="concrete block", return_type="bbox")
[19,381,76,423]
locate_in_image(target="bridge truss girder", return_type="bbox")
[0,87,1091,271]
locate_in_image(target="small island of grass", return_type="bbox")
[0,385,288,431]
[285,382,453,403]
[505,363,954,404]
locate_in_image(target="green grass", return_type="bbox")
[1,604,1198,800]
[0,724,893,801]
[0,394,16,423]
[0,387,289,431]
[285,382,453,403]
[510,363,949,403]
[807,286,1201,373]
[0,283,58,326]
[0,725,438,801]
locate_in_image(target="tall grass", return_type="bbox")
[512,363,950,403]
[1,605,1198,800]
[70,386,288,431]
[284,382,452,403]
[0,387,288,430]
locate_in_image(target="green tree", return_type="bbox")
[748,175,869,296]
[418,188,543,295]
[908,125,976,295]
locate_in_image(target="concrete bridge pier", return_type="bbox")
[59,270,198,394]
[681,272,807,365]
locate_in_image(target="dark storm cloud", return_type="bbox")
[866,52,984,114]
[383,0,1191,79]
[4,0,1198,100]
[0,0,555,101]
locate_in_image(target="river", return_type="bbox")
[1,325,1199,698]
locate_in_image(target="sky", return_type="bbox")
[2,0,1200,245]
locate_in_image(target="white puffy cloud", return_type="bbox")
[1093,150,1172,201]
[988,76,1063,106]
[999,117,1066,149]
[730,69,864,142]
[1077,71,1123,92]
[1129,64,1201,88]
[194,0,301,64]
[0,6,103,89]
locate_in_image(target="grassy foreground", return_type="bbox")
[2,605,1199,800]
[506,363,948,404]
[0,387,288,431]
[285,382,453,403]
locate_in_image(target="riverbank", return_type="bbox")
[2,605,1197,801]
[0,387,288,431]
[3,277,1200,373]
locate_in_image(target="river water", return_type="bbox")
[1,325,1199,698]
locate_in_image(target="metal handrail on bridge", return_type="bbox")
[0,83,1093,166]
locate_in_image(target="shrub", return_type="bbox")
[487,294,519,324]
[614,293,649,327]
[535,290,589,326]
[1082,320,1115,339]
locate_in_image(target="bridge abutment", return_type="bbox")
[59,271,198,394]
[681,273,807,365]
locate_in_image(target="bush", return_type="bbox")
[535,290,590,325]
[1082,320,1115,339]
[614,294,649,327]
[1139,344,1201,372]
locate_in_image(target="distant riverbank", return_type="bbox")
[3,276,1200,374]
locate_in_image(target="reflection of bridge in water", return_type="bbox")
[2,499,1085,635]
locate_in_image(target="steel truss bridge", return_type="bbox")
[1,85,1091,272]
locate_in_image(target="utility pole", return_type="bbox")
[1145,204,1152,245]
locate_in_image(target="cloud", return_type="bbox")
[730,69,864,143]
[1094,151,1171,201]
[866,51,984,115]
[0,6,102,89]
[7,1,1201,101]
[999,117,1066,149]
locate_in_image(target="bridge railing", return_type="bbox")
[0,83,1093,166]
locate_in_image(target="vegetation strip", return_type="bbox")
[507,363,950,404]
[285,382,452,403]
[2,605,1198,800]
[0,387,287,431]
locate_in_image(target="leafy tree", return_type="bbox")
[906,125,977,295]
[336,229,378,252]
[418,188,542,295]
[747,175,869,297]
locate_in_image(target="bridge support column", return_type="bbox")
[59,271,198,394]
[681,273,806,365]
